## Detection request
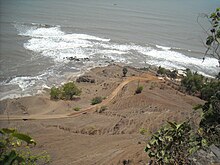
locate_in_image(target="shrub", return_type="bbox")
[181,69,204,94]
[157,66,178,79]
[0,128,50,164]
[50,82,81,100]
[145,121,206,164]
[200,80,220,100]
[62,82,81,100]
[195,91,220,147]
[157,66,166,75]
[135,86,143,94]
[122,67,128,77]
[91,96,103,105]
[139,128,148,135]
[50,86,61,100]
[200,87,215,100]
[181,69,220,100]
[73,107,81,111]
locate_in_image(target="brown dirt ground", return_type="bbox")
[0,64,204,165]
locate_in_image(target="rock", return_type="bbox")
[83,57,90,61]
[65,56,90,62]
[191,145,220,165]
[210,145,220,158]
[76,75,95,83]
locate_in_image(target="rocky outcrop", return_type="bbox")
[76,75,95,83]
[191,145,220,165]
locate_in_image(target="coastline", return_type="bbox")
[0,64,204,164]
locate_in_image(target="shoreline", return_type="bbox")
[0,63,204,164]
[0,61,216,102]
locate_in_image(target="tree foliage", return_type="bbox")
[50,82,81,100]
[122,67,128,77]
[195,91,220,147]
[62,82,81,100]
[181,69,204,94]
[0,128,50,165]
[145,121,206,165]
[181,68,220,100]
[145,8,220,164]
[200,80,220,100]
[199,8,220,66]
[50,87,61,100]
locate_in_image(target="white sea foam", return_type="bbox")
[24,27,64,37]
[98,49,128,55]
[1,23,218,100]
[16,23,219,77]
[7,76,40,91]
[63,34,110,42]
[156,45,171,50]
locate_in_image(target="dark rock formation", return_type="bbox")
[76,75,95,83]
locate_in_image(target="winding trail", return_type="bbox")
[0,74,161,121]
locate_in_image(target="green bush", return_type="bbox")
[145,121,206,164]
[135,86,143,94]
[181,69,220,100]
[50,82,81,100]
[195,91,220,147]
[62,82,81,100]
[200,86,215,100]
[139,128,148,135]
[50,86,61,100]
[157,66,177,79]
[73,107,81,111]
[200,80,220,100]
[0,128,50,164]
[91,96,103,105]
[181,69,204,94]
[123,67,128,77]
[157,66,166,75]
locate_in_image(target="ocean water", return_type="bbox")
[0,0,219,100]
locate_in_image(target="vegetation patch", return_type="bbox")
[50,82,81,100]
[91,96,103,105]
[145,121,207,164]
[73,107,81,111]
[135,86,143,94]
[122,67,128,77]
[157,66,177,79]
[0,128,50,164]
[181,69,220,100]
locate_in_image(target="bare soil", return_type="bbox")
[0,64,204,165]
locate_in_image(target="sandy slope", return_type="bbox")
[0,64,204,164]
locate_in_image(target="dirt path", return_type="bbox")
[0,74,161,121]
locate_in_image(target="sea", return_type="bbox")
[0,0,219,100]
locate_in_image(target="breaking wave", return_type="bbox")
[1,22,219,100]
